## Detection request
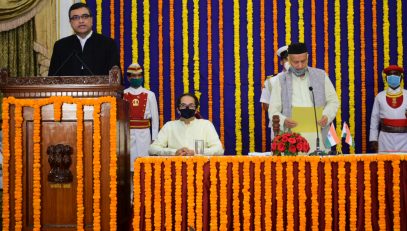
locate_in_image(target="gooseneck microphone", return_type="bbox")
[73,51,95,75]
[309,86,323,155]
[51,51,76,76]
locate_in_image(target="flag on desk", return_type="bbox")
[341,122,354,147]
[325,123,340,148]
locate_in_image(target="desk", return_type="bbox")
[133,155,406,231]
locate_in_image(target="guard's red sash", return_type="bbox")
[124,92,150,128]
[386,95,403,108]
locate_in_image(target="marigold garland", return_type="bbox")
[392,158,401,230]
[207,0,213,121]
[92,103,102,231]
[396,0,403,66]
[377,160,386,230]
[96,0,102,34]
[337,160,346,231]
[133,159,141,231]
[14,104,23,231]
[347,0,355,153]
[174,159,183,231]
[53,100,61,122]
[218,0,225,145]
[110,0,115,39]
[232,158,241,230]
[132,0,138,62]
[2,100,10,231]
[360,0,367,153]
[210,158,218,230]
[310,157,319,230]
[372,0,379,95]
[275,157,284,231]
[33,105,42,231]
[181,0,189,93]
[311,0,316,67]
[158,0,164,128]
[334,0,342,153]
[233,0,242,155]
[363,159,372,229]
[169,0,175,120]
[219,159,228,230]
[144,162,152,231]
[382,0,390,68]
[272,0,278,73]
[154,159,162,230]
[195,158,205,231]
[285,0,291,44]
[264,158,272,230]
[298,0,304,42]
[260,0,266,151]
[242,159,251,231]
[247,0,255,152]
[298,157,307,230]
[108,98,118,231]
[323,0,329,73]
[164,159,173,231]
[143,0,151,89]
[253,158,262,231]
[286,158,294,230]
[323,157,332,230]
[349,158,357,230]
[187,158,195,229]
[120,0,124,72]
[76,103,85,231]
[193,0,201,100]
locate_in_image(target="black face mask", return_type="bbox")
[179,108,196,119]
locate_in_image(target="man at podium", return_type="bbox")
[48,3,119,76]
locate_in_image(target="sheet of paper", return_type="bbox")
[291,106,323,133]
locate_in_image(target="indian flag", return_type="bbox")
[341,122,354,147]
[325,123,340,148]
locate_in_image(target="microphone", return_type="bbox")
[51,51,75,76]
[73,51,95,75]
[308,86,324,156]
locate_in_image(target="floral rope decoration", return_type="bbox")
[195,158,205,231]
[169,0,175,120]
[260,0,266,151]
[120,0,124,72]
[323,157,332,229]
[110,0,115,38]
[107,97,118,231]
[92,103,102,231]
[338,160,346,231]
[133,159,141,231]
[210,158,218,230]
[323,0,329,73]
[372,0,379,95]
[347,0,355,153]
[233,0,242,155]
[349,157,357,230]
[193,0,201,99]
[207,0,213,121]
[392,158,401,230]
[143,0,151,89]
[247,0,255,152]
[254,158,262,231]
[187,158,195,229]
[285,0,291,43]
[286,158,294,230]
[242,159,251,231]
[219,159,228,230]
[144,162,152,231]
[33,105,42,231]
[232,158,241,230]
[275,157,284,231]
[334,0,342,153]
[131,0,138,62]
[76,103,85,231]
[377,159,386,230]
[174,159,183,231]
[14,104,23,231]
[154,159,162,230]
[272,0,278,73]
[382,0,390,68]
[298,157,306,230]
[360,0,367,152]
[264,158,272,230]
[298,0,304,42]
[164,159,173,231]
[363,158,372,229]
[311,0,316,67]
[218,0,225,144]
[310,157,319,230]
[2,99,10,230]
[396,0,403,66]
[158,0,164,128]
[96,0,102,34]
[182,0,189,93]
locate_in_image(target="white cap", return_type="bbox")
[276,45,288,57]
[127,63,143,74]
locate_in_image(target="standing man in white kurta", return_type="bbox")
[269,43,339,153]
[123,63,159,170]
[369,65,407,153]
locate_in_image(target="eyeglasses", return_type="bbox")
[179,103,196,110]
[70,14,91,21]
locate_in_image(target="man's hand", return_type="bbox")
[284,118,298,128]
[318,115,328,127]
[175,147,195,156]
[369,141,378,153]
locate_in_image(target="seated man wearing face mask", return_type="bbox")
[149,93,224,156]
[123,63,159,170]
[269,42,339,153]
[369,65,407,153]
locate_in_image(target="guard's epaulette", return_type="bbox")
[266,73,278,79]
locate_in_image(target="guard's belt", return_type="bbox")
[380,118,407,133]
[130,119,151,129]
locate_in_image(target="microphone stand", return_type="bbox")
[308,86,324,156]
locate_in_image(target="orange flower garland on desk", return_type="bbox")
[271,132,310,155]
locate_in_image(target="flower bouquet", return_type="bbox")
[271,132,310,156]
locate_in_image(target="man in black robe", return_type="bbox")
[48,3,119,76]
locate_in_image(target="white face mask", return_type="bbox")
[284,62,290,71]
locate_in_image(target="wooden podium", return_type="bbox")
[0,69,131,230]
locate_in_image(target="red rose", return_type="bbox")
[288,138,296,144]
[296,142,303,150]
[282,136,289,142]
[271,142,277,151]
[303,143,310,152]
[289,145,297,153]
[278,143,286,152]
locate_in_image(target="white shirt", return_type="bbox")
[76,31,93,50]
[148,118,224,156]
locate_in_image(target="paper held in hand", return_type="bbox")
[291,106,323,133]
